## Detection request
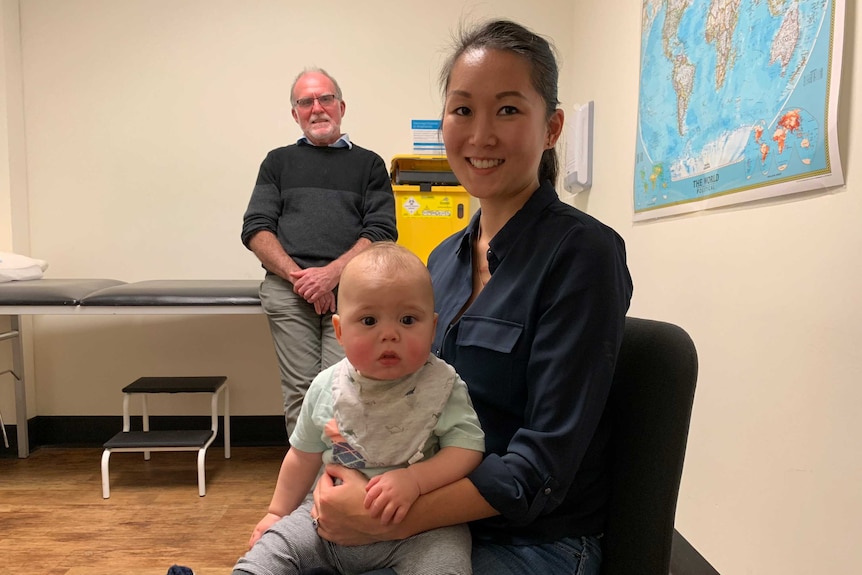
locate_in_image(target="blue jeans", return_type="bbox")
[359,535,602,575]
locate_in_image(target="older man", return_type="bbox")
[242,68,397,436]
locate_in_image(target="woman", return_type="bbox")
[312,19,633,574]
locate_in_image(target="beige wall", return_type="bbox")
[0,3,575,418]
[569,1,862,574]
[0,0,12,422]
[2,0,861,573]
[1,0,33,422]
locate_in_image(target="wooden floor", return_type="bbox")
[0,446,287,575]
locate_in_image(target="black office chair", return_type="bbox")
[600,317,699,575]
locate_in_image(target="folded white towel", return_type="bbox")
[0,251,49,282]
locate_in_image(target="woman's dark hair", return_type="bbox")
[439,19,561,184]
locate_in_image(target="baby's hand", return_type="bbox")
[363,468,420,525]
[248,512,281,549]
[324,418,346,443]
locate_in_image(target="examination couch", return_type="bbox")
[0,278,263,457]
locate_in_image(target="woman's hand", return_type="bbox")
[248,512,281,549]
[313,464,403,546]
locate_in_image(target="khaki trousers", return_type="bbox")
[259,274,343,437]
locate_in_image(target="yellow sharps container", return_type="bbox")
[390,155,471,264]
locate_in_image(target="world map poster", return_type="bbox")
[634,0,845,221]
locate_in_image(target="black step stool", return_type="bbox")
[101,376,230,498]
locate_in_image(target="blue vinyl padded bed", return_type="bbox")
[0,278,263,457]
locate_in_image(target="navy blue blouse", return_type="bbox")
[428,181,633,543]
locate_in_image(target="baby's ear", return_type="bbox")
[332,314,343,343]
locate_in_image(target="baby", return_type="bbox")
[233,242,484,575]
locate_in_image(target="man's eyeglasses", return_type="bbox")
[294,94,339,109]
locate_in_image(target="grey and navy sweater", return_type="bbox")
[241,142,398,269]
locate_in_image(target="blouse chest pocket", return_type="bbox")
[454,316,525,411]
[456,316,523,353]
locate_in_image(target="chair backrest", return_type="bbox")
[600,317,698,575]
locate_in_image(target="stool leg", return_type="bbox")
[101,449,112,499]
[141,395,151,461]
[224,386,231,459]
[197,447,207,497]
[122,394,132,432]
